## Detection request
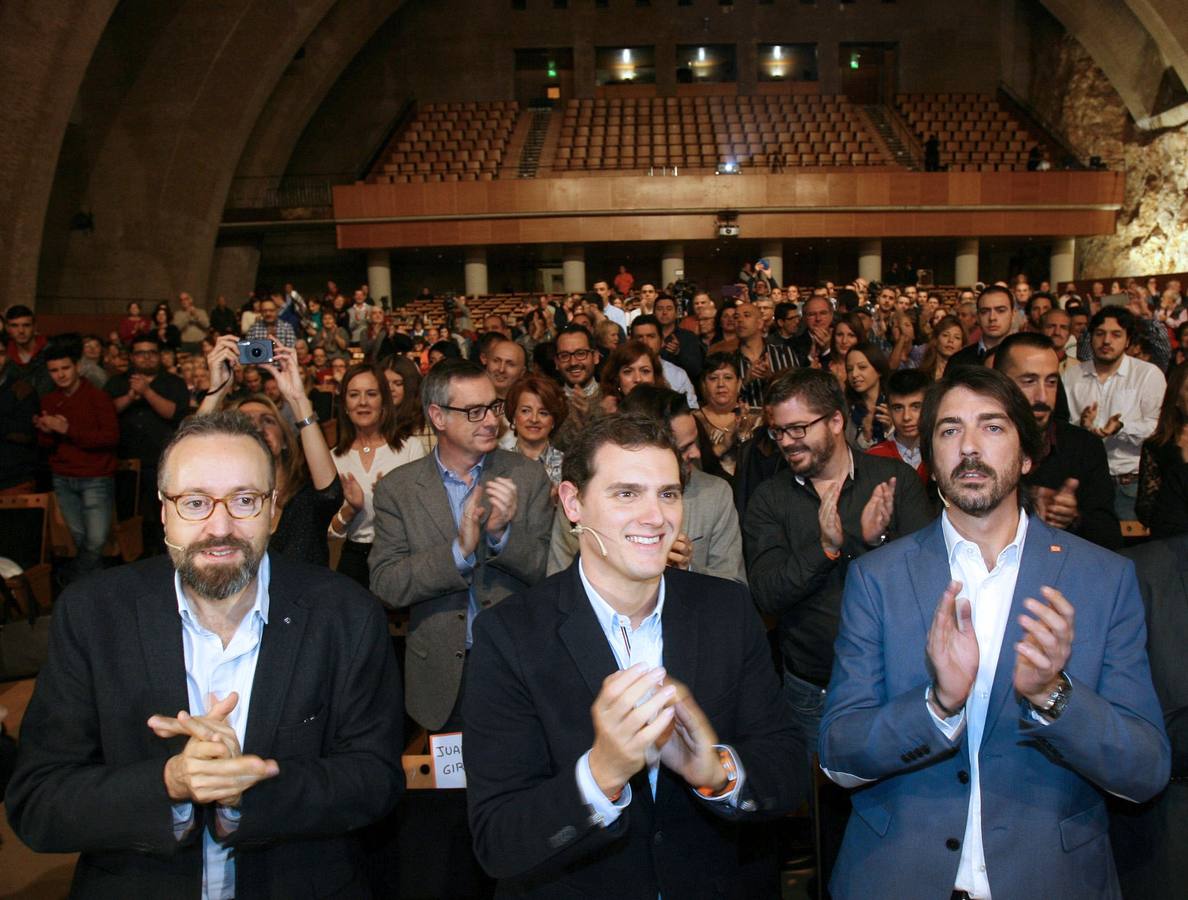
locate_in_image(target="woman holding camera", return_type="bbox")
[199,334,342,566]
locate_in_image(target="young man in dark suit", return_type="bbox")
[6,411,403,898]
[464,414,806,898]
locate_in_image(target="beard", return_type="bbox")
[782,436,831,479]
[937,457,1019,517]
[170,535,263,600]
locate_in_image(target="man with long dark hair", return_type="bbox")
[820,366,1168,898]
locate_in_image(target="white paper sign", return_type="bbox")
[430,731,466,789]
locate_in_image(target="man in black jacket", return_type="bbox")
[6,412,403,898]
[464,414,805,898]
[994,332,1121,549]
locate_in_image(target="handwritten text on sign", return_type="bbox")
[430,731,466,789]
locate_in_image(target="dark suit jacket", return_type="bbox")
[1025,419,1120,549]
[5,554,404,899]
[820,517,1169,899]
[463,563,806,899]
[1112,536,1188,897]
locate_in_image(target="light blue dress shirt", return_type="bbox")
[170,553,271,900]
[433,448,511,647]
[573,560,745,826]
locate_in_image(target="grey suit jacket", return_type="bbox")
[370,448,552,730]
[546,468,746,584]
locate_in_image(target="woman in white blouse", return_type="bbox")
[329,362,426,588]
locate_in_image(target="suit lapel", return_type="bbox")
[243,567,309,756]
[556,562,620,701]
[415,456,460,544]
[982,518,1069,744]
[907,520,951,638]
[659,573,699,698]
[136,565,190,731]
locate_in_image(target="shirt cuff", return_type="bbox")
[452,539,476,575]
[213,804,243,840]
[487,524,511,554]
[693,744,747,807]
[171,802,197,841]
[925,684,966,740]
[576,750,631,827]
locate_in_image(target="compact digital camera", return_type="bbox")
[237,338,274,365]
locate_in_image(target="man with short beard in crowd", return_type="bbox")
[994,332,1120,549]
[7,411,404,898]
[551,324,603,454]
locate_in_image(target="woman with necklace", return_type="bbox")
[329,362,426,588]
[501,374,567,490]
[693,352,763,477]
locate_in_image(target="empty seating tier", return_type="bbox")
[371,101,519,184]
[550,94,891,174]
[895,93,1041,172]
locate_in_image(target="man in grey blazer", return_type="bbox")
[370,359,552,733]
[546,385,746,584]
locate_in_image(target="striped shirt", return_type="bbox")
[736,342,804,407]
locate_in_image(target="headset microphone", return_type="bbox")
[163,537,186,552]
[569,523,609,558]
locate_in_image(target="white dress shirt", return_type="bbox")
[934,510,1030,900]
[572,560,744,826]
[329,441,426,542]
[1062,354,1166,476]
[171,554,271,900]
[660,359,700,409]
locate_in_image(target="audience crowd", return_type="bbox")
[2,263,1186,899]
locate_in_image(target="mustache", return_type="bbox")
[183,535,254,559]
[950,459,995,480]
[1031,402,1052,415]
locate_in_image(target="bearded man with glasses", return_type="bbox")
[7,410,404,899]
[742,367,933,888]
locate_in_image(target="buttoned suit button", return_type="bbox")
[457,612,465,620]
[455,650,464,659]
[653,831,664,845]
[946,838,961,851]
[957,770,970,784]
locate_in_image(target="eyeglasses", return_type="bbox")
[161,491,271,521]
[556,349,593,363]
[132,349,159,356]
[767,412,831,441]
[438,399,505,422]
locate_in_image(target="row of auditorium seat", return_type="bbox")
[552,94,888,173]
[367,93,1053,182]
[895,93,1040,171]
[368,101,518,185]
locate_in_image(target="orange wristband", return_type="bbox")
[696,749,737,798]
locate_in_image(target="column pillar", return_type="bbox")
[955,238,979,288]
[1050,237,1075,287]
[562,245,586,294]
[464,246,489,297]
[366,249,392,308]
[661,242,685,290]
[857,238,883,284]
[759,239,784,288]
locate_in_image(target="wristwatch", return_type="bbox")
[294,412,319,431]
[1033,671,1072,720]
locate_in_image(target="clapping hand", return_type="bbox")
[926,581,978,717]
[483,476,518,540]
[1014,587,1075,707]
[588,665,677,800]
[818,482,845,555]
[1034,478,1079,530]
[657,676,728,793]
[667,532,693,570]
[150,692,279,807]
[860,477,896,545]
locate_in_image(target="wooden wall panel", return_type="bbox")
[332,171,1125,248]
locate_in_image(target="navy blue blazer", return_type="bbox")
[819,515,1169,900]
